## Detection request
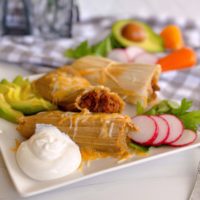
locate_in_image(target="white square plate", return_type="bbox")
[0,75,200,197]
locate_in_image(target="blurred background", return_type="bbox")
[0,0,199,74]
[79,0,200,20]
[0,0,199,37]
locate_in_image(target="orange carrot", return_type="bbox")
[160,25,184,50]
[157,47,197,72]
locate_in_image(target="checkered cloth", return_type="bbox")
[0,15,200,107]
[160,67,200,109]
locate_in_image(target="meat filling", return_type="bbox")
[79,90,121,113]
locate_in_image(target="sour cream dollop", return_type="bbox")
[16,124,82,181]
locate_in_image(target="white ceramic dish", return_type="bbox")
[0,75,200,197]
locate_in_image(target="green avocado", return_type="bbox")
[13,75,29,87]
[112,19,164,53]
[0,76,56,116]
[4,88,56,115]
[0,94,23,123]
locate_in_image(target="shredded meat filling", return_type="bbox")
[79,91,121,113]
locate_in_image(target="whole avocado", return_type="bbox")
[112,19,164,53]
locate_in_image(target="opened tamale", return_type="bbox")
[17,110,136,157]
[33,67,124,113]
[72,56,161,107]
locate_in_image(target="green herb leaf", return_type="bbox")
[92,36,113,57]
[109,34,123,49]
[64,34,121,59]
[171,98,192,116]
[167,100,179,109]
[145,100,170,115]
[65,41,93,59]
[129,142,150,152]
[136,101,144,115]
[179,111,200,132]
[136,98,200,132]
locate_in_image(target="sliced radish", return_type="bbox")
[160,114,184,144]
[133,52,158,65]
[107,49,129,63]
[125,46,144,61]
[150,116,169,146]
[128,115,158,145]
[170,129,197,147]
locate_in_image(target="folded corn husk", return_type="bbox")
[33,67,90,103]
[33,67,124,113]
[17,110,136,157]
[72,56,161,107]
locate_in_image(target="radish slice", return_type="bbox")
[128,115,158,145]
[133,53,158,64]
[150,116,169,146]
[160,114,184,144]
[125,46,144,61]
[107,49,129,62]
[170,129,197,147]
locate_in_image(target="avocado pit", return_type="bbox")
[121,23,146,42]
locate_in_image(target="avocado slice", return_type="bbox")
[9,99,55,115]
[0,94,23,123]
[13,75,29,87]
[0,77,56,116]
[5,89,56,115]
[112,19,164,53]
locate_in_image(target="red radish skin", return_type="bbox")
[108,49,129,62]
[160,114,184,144]
[128,115,158,145]
[150,116,169,146]
[170,129,197,147]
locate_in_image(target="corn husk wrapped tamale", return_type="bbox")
[17,110,136,157]
[33,67,124,113]
[72,56,161,107]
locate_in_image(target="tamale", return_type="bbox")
[33,67,124,113]
[17,110,136,157]
[33,67,90,103]
[72,56,161,107]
